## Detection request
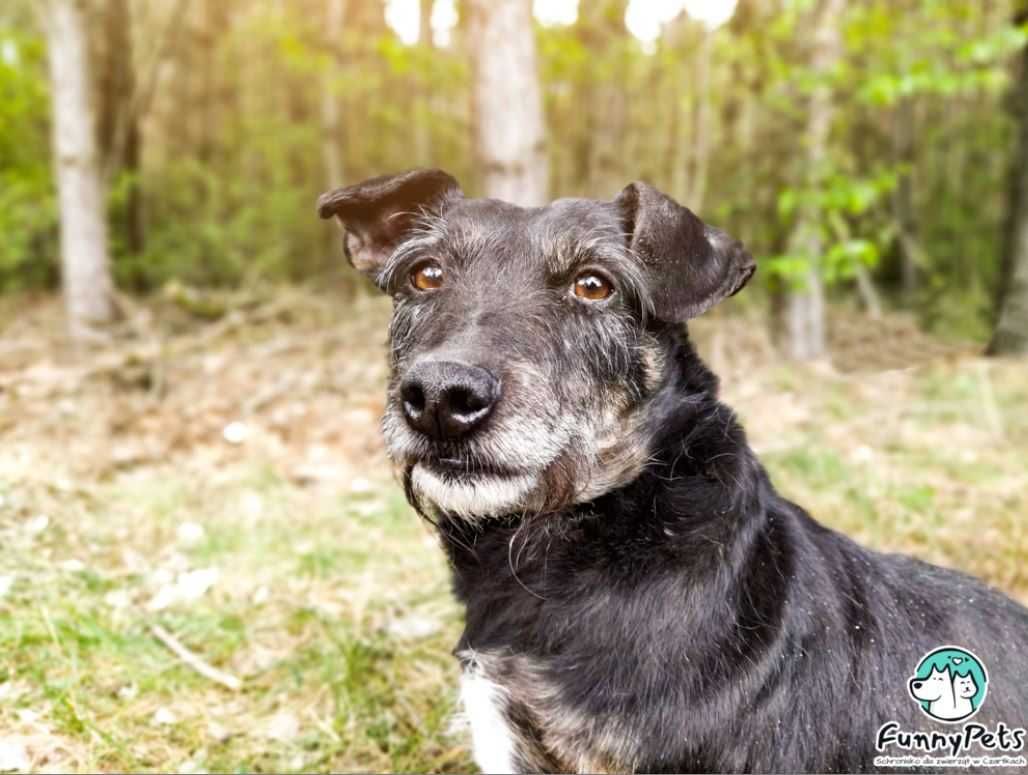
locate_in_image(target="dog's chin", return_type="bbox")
[409,462,539,519]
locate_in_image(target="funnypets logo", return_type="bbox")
[875,646,1026,769]
[909,647,988,723]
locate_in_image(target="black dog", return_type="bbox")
[319,169,1028,773]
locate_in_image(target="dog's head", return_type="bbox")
[909,667,950,703]
[319,168,755,519]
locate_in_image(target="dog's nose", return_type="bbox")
[400,361,499,441]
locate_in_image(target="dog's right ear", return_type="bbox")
[615,181,755,322]
[317,169,462,286]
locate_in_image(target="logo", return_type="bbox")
[875,645,1026,769]
[907,646,988,723]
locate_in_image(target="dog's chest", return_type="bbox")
[459,666,519,774]
[457,652,632,774]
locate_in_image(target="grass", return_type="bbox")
[0,293,1025,772]
[0,459,471,773]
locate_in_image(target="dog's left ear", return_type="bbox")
[317,168,462,286]
[615,181,755,322]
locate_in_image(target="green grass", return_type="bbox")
[0,296,1025,772]
[742,359,1028,596]
[0,461,470,772]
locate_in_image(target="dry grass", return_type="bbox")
[0,291,1024,773]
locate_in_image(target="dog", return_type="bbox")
[318,169,1028,773]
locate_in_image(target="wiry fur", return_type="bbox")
[318,170,1028,774]
[379,199,663,520]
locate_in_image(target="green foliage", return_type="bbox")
[0,25,56,289]
[769,168,897,286]
[1,0,1024,340]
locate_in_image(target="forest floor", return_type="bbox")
[0,289,1025,773]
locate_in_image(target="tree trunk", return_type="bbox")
[580,1,629,199]
[321,0,346,189]
[774,0,845,360]
[779,247,828,360]
[892,98,923,297]
[46,0,115,340]
[414,0,434,165]
[666,27,688,203]
[419,0,433,46]
[988,4,1028,356]
[468,0,548,205]
[662,12,692,203]
[854,263,882,319]
[96,0,144,257]
[685,28,713,213]
[194,0,216,167]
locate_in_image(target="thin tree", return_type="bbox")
[891,98,924,296]
[579,0,629,199]
[321,0,346,189]
[414,0,434,166]
[419,0,433,46]
[45,0,115,339]
[95,0,143,257]
[685,23,714,214]
[988,3,1028,356]
[467,0,549,205]
[774,0,845,360]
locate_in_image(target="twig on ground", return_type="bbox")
[150,624,243,691]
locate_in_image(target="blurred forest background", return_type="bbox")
[1,1,1027,772]
[2,0,1028,353]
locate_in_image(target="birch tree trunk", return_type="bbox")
[46,0,116,339]
[775,0,844,360]
[988,4,1028,356]
[468,0,549,206]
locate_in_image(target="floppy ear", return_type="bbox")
[614,181,755,322]
[317,168,462,286]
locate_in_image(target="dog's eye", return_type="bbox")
[573,271,614,302]
[411,260,443,291]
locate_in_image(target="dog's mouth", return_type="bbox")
[383,403,560,517]
[417,453,523,481]
[405,452,542,518]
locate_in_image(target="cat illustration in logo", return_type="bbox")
[908,647,987,723]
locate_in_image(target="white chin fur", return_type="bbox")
[411,465,536,518]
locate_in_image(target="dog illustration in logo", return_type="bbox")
[908,647,987,722]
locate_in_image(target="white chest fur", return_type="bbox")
[459,666,518,774]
